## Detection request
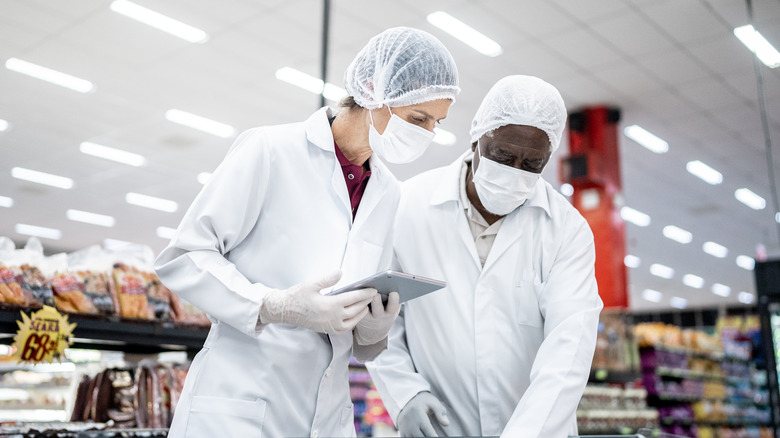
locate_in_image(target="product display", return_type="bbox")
[633,321,771,438]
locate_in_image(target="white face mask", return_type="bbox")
[368,107,436,164]
[472,142,541,216]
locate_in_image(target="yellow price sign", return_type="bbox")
[12,306,76,364]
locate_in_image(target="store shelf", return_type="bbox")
[588,368,641,383]
[0,307,209,354]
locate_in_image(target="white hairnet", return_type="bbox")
[469,75,567,152]
[344,27,460,110]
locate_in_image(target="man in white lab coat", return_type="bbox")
[154,27,460,438]
[367,75,603,438]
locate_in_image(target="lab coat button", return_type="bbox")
[324,369,331,377]
[312,431,319,438]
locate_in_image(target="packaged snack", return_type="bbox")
[144,273,171,320]
[51,272,97,314]
[0,237,57,307]
[19,264,56,307]
[113,263,153,319]
[169,292,211,326]
[0,264,26,306]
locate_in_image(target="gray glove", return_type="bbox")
[397,391,450,437]
[259,270,376,334]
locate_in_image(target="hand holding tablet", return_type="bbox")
[327,270,446,304]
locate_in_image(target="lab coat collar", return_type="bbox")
[304,106,388,181]
[305,106,338,152]
[431,150,552,219]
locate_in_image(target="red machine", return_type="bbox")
[560,106,628,308]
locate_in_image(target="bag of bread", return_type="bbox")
[112,263,154,319]
[169,292,211,326]
[51,271,97,314]
[0,237,57,307]
[145,273,172,320]
[63,246,117,315]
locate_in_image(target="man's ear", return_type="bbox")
[471,141,477,152]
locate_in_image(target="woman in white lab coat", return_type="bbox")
[154,27,459,438]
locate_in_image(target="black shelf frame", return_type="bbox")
[0,307,208,355]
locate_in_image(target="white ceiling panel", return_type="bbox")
[481,0,579,40]
[638,1,728,45]
[635,48,713,87]
[587,9,675,58]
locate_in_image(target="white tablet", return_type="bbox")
[327,270,446,303]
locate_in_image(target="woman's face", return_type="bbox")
[369,98,452,134]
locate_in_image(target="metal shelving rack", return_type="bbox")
[0,306,208,355]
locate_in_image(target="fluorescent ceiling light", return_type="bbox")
[11,167,74,189]
[156,226,176,239]
[620,206,651,227]
[738,291,755,304]
[560,183,574,197]
[197,172,211,185]
[125,192,178,213]
[623,125,668,153]
[275,67,347,102]
[323,83,348,102]
[433,127,456,146]
[776,212,780,223]
[703,241,728,258]
[712,283,731,297]
[165,109,235,138]
[80,142,146,167]
[0,196,12,208]
[641,289,663,303]
[735,188,766,210]
[426,11,503,57]
[650,263,674,279]
[66,209,115,227]
[736,255,755,270]
[15,223,61,240]
[5,58,94,93]
[0,119,9,132]
[670,297,687,309]
[110,0,208,43]
[682,274,704,289]
[734,25,780,68]
[685,160,722,185]
[624,254,641,268]
[662,225,693,244]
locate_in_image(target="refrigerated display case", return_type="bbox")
[756,259,780,438]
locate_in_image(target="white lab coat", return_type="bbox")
[155,107,400,438]
[366,152,602,438]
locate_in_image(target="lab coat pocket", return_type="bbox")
[187,395,266,437]
[340,403,355,435]
[515,268,544,328]
[360,241,384,277]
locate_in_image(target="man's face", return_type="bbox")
[472,124,551,174]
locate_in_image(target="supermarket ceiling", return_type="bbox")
[1,0,779,311]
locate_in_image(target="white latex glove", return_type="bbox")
[259,270,376,334]
[354,291,401,345]
[397,391,450,437]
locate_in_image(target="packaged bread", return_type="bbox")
[0,264,26,306]
[19,264,56,307]
[169,292,211,326]
[51,272,98,314]
[0,237,57,307]
[144,273,172,320]
[112,263,154,319]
